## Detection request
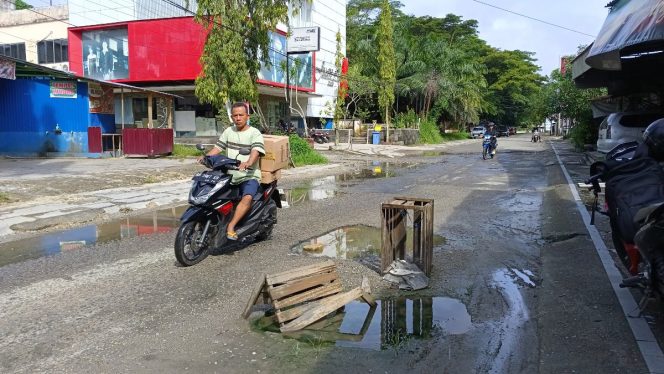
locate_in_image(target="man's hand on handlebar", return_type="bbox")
[238,161,250,171]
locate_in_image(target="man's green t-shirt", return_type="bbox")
[215,125,265,184]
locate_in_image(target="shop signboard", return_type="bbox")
[50,80,77,98]
[287,26,320,53]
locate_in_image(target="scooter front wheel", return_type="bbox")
[174,220,211,266]
[482,147,488,160]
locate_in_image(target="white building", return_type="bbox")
[67,0,347,132]
[0,4,70,72]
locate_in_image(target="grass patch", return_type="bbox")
[418,120,443,144]
[172,144,202,158]
[0,192,11,204]
[143,175,159,184]
[289,135,328,166]
[441,131,470,141]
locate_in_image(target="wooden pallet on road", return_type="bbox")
[242,260,375,332]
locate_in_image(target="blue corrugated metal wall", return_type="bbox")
[0,78,91,155]
[90,114,115,133]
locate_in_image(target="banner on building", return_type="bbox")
[258,31,314,90]
[88,82,114,114]
[0,58,16,80]
[50,80,77,98]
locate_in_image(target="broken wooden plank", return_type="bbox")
[280,288,364,332]
[360,292,377,307]
[266,260,336,285]
[275,300,320,324]
[242,274,267,319]
[268,271,338,301]
[272,281,342,310]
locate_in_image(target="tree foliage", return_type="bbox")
[376,0,396,124]
[15,0,33,10]
[193,0,306,109]
[345,0,549,136]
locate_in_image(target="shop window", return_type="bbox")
[0,43,26,60]
[37,39,69,64]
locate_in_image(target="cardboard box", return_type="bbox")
[261,169,282,184]
[261,135,289,172]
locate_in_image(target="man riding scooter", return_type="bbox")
[198,102,265,241]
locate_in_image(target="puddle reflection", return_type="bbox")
[291,225,445,272]
[0,206,186,267]
[269,296,471,351]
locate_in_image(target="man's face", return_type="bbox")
[231,106,249,128]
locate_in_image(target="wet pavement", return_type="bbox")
[0,135,656,373]
[0,206,186,267]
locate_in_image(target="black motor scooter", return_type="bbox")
[174,145,281,266]
[586,141,664,308]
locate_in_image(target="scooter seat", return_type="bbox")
[634,202,664,224]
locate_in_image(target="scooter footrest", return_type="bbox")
[619,275,647,289]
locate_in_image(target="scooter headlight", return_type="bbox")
[189,178,230,205]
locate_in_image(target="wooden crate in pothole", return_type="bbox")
[243,260,375,332]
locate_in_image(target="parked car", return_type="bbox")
[496,125,510,137]
[471,126,486,138]
[597,112,663,153]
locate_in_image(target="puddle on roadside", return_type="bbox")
[253,296,472,351]
[0,206,187,268]
[487,268,530,373]
[421,151,447,157]
[290,225,446,273]
[280,161,420,208]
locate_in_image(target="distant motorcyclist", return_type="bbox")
[531,127,541,142]
[485,123,498,149]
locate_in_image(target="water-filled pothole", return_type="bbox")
[290,225,446,273]
[253,296,472,350]
[0,206,186,267]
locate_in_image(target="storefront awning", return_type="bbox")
[586,0,664,71]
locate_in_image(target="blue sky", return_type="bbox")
[400,0,610,76]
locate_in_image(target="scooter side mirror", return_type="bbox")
[195,143,206,151]
[238,148,251,156]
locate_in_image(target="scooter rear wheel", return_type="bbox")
[174,220,210,266]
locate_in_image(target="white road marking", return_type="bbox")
[551,143,664,373]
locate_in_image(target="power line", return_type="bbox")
[470,0,596,38]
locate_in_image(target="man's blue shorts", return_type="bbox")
[239,179,260,199]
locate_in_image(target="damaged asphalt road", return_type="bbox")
[0,135,655,373]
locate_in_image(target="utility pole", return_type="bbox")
[285,53,291,133]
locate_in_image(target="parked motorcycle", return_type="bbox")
[482,134,497,160]
[174,145,281,266]
[311,130,330,144]
[586,134,664,307]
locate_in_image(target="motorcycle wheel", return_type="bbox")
[174,220,211,266]
[314,136,325,144]
[256,200,277,241]
[482,147,488,160]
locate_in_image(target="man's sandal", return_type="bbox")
[226,231,238,240]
